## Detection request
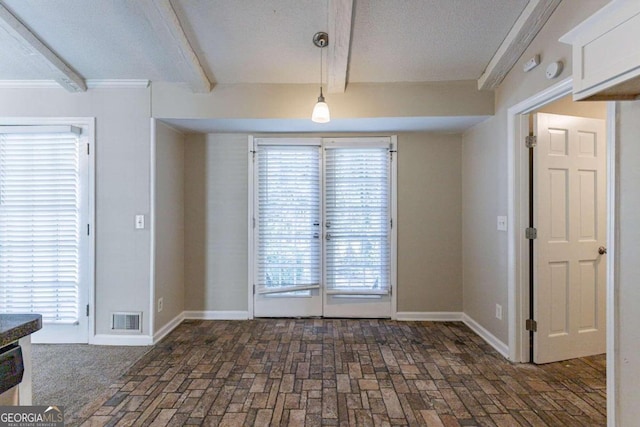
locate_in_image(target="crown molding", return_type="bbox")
[0,79,150,90]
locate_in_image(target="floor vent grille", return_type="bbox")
[111,312,142,332]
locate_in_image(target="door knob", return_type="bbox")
[598,246,607,255]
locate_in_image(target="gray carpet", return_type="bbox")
[31,344,150,420]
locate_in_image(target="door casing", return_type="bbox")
[506,78,617,424]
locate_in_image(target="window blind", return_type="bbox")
[325,147,390,294]
[256,145,321,294]
[0,132,81,323]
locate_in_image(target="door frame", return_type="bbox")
[247,135,398,320]
[506,78,617,424]
[0,116,96,343]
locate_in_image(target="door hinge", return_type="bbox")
[390,218,393,229]
[253,217,256,229]
[87,224,90,235]
[525,318,537,332]
[525,135,537,148]
[525,227,537,239]
[87,143,90,155]
[86,304,90,317]
[389,286,392,296]
[253,284,256,295]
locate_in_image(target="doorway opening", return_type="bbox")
[506,78,616,419]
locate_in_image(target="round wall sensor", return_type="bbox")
[546,61,563,79]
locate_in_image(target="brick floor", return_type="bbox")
[74,319,606,426]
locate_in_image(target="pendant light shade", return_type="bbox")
[312,88,330,123]
[311,32,330,123]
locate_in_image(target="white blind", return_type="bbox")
[325,147,390,293]
[0,132,81,323]
[257,145,320,293]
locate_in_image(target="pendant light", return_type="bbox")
[311,32,330,123]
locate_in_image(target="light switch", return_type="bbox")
[497,216,507,231]
[135,214,145,229]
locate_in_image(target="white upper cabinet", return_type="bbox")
[560,1,640,101]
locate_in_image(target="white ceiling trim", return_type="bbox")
[0,79,150,89]
[140,0,212,93]
[477,0,562,91]
[0,4,87,92]
[86,80,150,89]
[327,0,354,93]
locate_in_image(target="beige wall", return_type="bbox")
[537,95,607,119]
[183,132,463,314]
[616,100,640,424]
[184,134,249,311]
[152,81,493,120]
[154,121,185,331]
[0,87,152,336]
[461,0,610,344]
[397,133,462,312]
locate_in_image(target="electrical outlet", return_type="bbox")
[495,304,502,320]
[157,297,163,313]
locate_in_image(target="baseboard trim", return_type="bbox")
[395,311,463,321]
[462,314,509,359]
[153,312,185,344]
[183,310,250,320]
[91,334,154,346]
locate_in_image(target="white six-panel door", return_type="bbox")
[534,113,606,363]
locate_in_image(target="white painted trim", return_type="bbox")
[138,1,211,93]
[478,0,562,90]
[390,135,398,320]
[0,80,60,89]
[183,311,250,320]
[86,118,97,343]
[0,79,151,89]
[506,78,617,421]
[463,314,510,359]
[153,312,185,344]
[247,136,255,319]
[0,4,86,92]
[0,117,95,344]
[327,0,354,94]
[149,119,157,338]
[92,334,154,346]
[396,312,463,321]
[606,101,619,427]
[506,77,573,363]
[87,79,150,89]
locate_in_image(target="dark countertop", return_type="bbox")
[0,314,42,347]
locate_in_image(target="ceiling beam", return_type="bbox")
[0,4,86,92]
[142,0,212,93]
[327,0,354,94]
[477,0,562,91]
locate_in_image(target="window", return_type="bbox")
[324,145,390,294]
[256,144,321,295]
[0,125,90,337]
[251,137,397,318]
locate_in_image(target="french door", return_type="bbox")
[0,124,92,343]
[251,137,396,318]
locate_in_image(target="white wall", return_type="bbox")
[154,121,185,331]
[0,87,152,336]
[461,0,610,344]
[183,132,463,314]
[616,100,640,425]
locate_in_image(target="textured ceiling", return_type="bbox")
[0,0,529,85]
